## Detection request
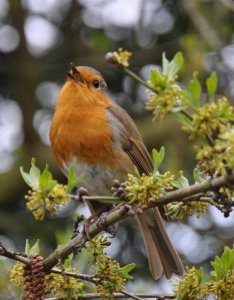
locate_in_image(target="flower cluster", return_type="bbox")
[186,97,234,139]
[174,246,234,300]
[173,266,203,300]
[25,184,69,221]
[20,159,81,220]
[86,234,111,258]
[10,262,24,288]
[196,126,234,177]
[86,235,134,298]
[146,84,180,120]
[96,256,126,296]
[45,268,84,298]
[105,48,132,68]
[211,270,234,300]
[174,267,234,300]
[166,200,208,221]
[125,171,174,205]
[145,52,184,120]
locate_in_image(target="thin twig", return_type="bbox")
[218,0,234,11]
[124,67,155,92]
[83,195,120,203]
[121,290,144,300]
[181,0,223,50]
[181,110,193,120]
[69,194,119,203]
[0,243,30,265]
[50,268,99,284]
[44,292,176,299]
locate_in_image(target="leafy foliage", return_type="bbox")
[206,71,218,102]
[86,235,135,297]
[174,246,234,300]
[125,147,174,204]
[211,246,234,280]
[162,52,184,78]
[10,236,135,299]
[20,159,82,220]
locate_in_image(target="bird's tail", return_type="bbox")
[136,207,184,279]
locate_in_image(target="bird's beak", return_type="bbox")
[67,63,84,83]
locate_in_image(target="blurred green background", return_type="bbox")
[0,0,234,298]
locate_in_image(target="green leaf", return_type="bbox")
[29,158,41,189]
[196,267,204,285]
[172,171,189,189]
[193,168,199,182]
[29,239,40,255]
[188,72,201,108]
[175,113,193,131]
[20,167,34,187]
[162,52,169,74]
[162,52,184,78]
[117,263,135,280]
[25,239,40,255]
[210,246,234,279]
[39,165,57,195]
[150,68,166,89]
[39,165,52,187]
[133,165,141,178]
[20,158,40,189]
[206,71,218,102]
[25,239,30,255]
[64,254,74,269]
[67,167,84,192]
[150,68,161,85]
[152,147,165,172]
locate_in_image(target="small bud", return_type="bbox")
[105,52,118,64]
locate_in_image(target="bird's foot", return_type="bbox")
[96,211,117,237]
[77,187,89,201]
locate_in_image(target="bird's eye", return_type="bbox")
[93,80,100,89]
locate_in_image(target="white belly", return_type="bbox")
[62,160,131,196]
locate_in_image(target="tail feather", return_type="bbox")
[136,207,184,279]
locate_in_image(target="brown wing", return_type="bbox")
[107,104,153,175]
[107,104,184,279]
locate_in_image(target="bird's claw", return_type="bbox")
[97,212,117,237]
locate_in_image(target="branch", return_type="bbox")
[43,174,234,271]
[50,268,99,284]
[0,243,30,265]
[45,292,176,299]
[218,0,234,12]
[120,290,143,300]
[181,0,223,50]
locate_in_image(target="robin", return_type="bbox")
[49,65,184,279]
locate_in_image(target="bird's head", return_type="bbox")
[68,64,107,90]
[56,64,109,108]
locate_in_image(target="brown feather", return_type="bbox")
[108,103,184,279]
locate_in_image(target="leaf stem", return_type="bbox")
[123,67,157,93]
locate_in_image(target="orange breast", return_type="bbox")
[50,81,119,167]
